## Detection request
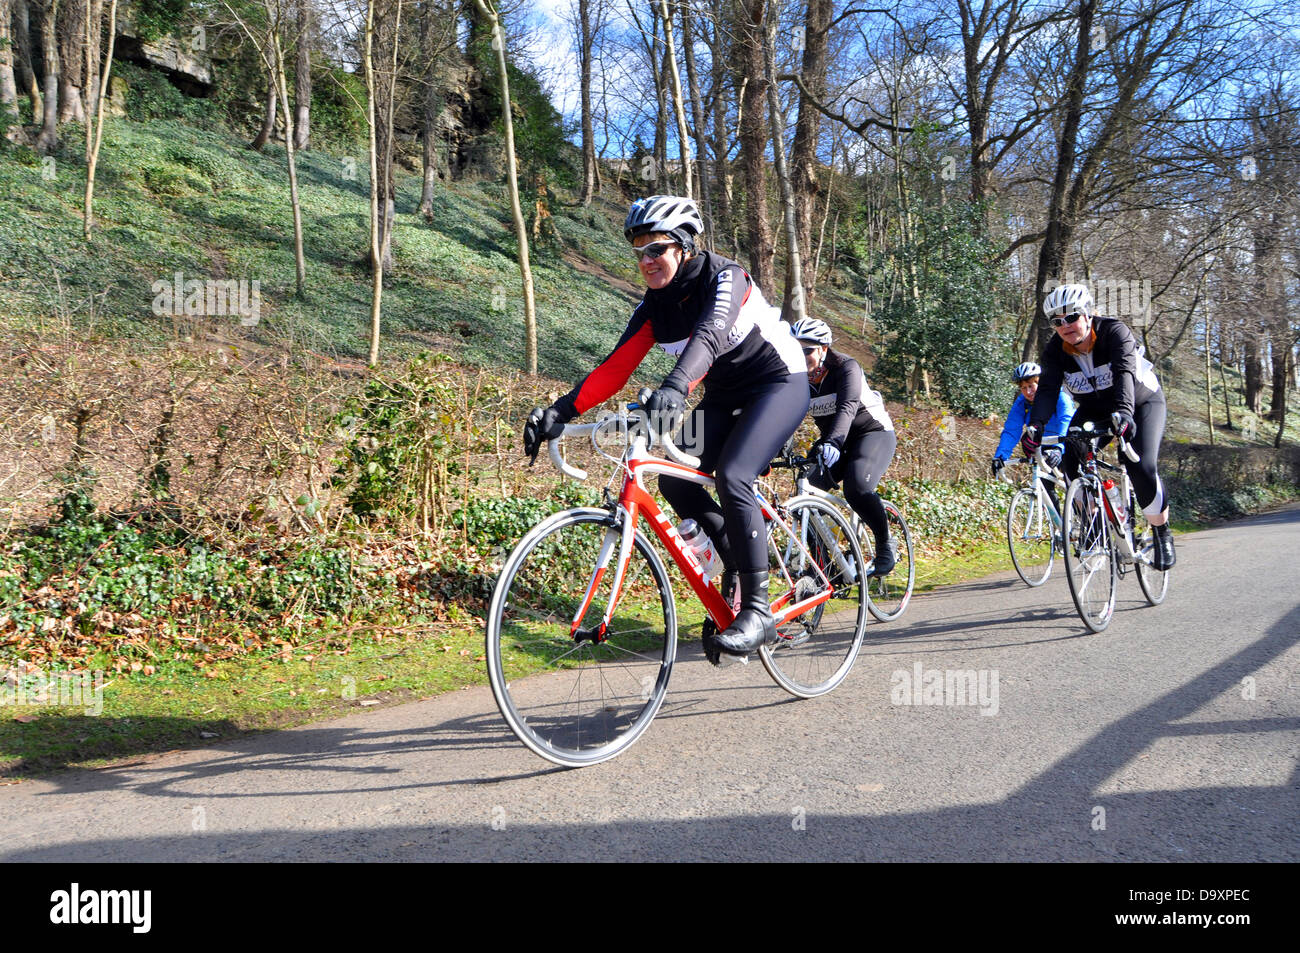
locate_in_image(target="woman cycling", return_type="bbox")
[523,195,808,659]
[791,317,898,577]
[992,361,1075,516]
[1022,283,1176,570]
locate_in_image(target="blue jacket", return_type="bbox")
[995,391,1076,460]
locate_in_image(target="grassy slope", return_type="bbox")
[0,117,674,384]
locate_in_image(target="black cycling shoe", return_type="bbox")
[713,571,777,656]
[869,540,896,577]
[1152,524,1176,571]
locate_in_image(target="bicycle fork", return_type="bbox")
[569,517,629,642]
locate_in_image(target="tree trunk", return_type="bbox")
[790,0,829,305]
[418,9,440,219]
[737,0,773,298]
[1,0,26,142]
[34,0,60,154]
[13,0,41,119]
[250,70,277,151]
[56,0,84,123]
[475,0,536,374]
[293,0,312,151]
[578,0,597,205]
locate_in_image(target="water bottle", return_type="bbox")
[1102,479,1126,524]
[679,519,723,582]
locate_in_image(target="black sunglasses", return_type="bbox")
[801,346,820,355]
[1049,312,1086,328]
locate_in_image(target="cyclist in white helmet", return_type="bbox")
[524,195,808,661]
[1022,282,1175,569]
[791,316,899,576]
[992,362,1075,515]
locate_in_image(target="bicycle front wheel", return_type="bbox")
[759,496,868,698]
[1007,487,1055,587]
[485,508,677,768]
[1062,479,1116,632]
[860,501,915,622]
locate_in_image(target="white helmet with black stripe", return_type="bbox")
[625,195,704,252]
[790,316,833,347]
[1043,283,1094,319]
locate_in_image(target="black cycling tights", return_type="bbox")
[832,429,897,543]
[658,373,809,574]
[1063,394,1168,516]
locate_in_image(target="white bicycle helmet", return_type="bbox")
[791,316,833,347]
[1043,283,1094,319]
[624,195,704,252]
[1013,361,1041,382]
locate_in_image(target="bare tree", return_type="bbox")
[789,0,830,303]
[82,0,118,239]
[33,0,60,153]
[224,0,309,297]
[12,0,42,119]
[657,0,692,197]
[293,0,313,150]
[738,0,774,297]
[680,0,712,231]
[473,0,537,373]
[56,0,84,123]
[1,0,26,142]
[764,0,801,319]
[575,0,602,205]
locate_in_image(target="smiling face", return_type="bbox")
[1018,377,1039,403]
[1053,311,1094,347]
[633,233,685,290]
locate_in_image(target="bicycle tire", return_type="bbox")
[485,508,677,767]
[1007,486,1055,587]
[758,496,867,698]
[1131,487,1170,605]
[1062,478,1116,632]
[860,501,915,622]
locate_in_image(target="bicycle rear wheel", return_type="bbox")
[759,496,867,698]
[860,501,915,622]
[1062,478,1116,632]
[1007,486,1055,587]
[485,508,677,767]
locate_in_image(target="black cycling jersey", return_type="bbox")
[1030,316,1161,431]
[555,250,803,417]
[806,350,893,448]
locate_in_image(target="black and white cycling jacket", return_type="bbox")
[806,349,894,447]
[556,250,804,417]
[1030,316,1161,431]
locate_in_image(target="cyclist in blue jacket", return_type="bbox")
[992,362,1074,513]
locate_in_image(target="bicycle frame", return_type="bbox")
[560,415,836,642]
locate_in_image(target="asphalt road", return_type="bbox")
[4,505,1297,862]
